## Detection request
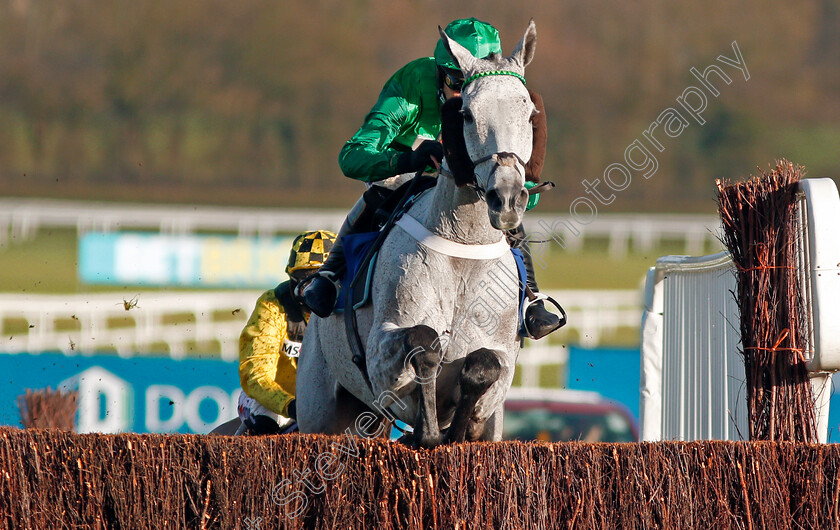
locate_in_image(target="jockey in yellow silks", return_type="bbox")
[237,229,337,435]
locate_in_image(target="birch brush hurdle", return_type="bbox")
[4,430,840,529]
[716,159,817,442]
[17,387,78,431]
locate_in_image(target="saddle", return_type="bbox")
[334,231,380,313]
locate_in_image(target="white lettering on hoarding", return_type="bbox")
[62,366,240,433]
[145,384,185,432]
[183,385,234,433]
[146,384,239,433]
[60,366,132,433]
[114,234,201,284]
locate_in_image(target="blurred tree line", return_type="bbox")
[0,0,838,212]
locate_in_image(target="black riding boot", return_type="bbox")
[509,225,564,340]
[299,198,363,317]
[299,187,389,317]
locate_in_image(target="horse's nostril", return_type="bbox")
[486,189,503,211]
[517,188,529,209]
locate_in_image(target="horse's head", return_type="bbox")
[439,20,537,231]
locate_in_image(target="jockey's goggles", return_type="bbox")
[440,67,464,92]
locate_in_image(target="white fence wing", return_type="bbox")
[641,178,840,443]
[641,253,746,441]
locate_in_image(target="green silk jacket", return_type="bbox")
[338,57,442,183]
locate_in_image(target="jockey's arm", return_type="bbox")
[238,290,297,417]
[338,94,412,182]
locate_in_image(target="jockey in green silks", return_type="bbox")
[299,17,560,340]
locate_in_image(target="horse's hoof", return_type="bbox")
[395,432,416,447]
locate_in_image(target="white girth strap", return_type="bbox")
[395,214,509,260]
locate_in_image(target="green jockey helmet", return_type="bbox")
[434,18,502,72]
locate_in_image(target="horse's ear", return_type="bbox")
[438,25,478,73]
[440,97,475,187]
[509,18,537,69]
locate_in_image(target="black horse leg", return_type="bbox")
[404,324,443,448]
[445,348,502,444]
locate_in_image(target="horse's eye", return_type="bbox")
[460,109,474,124]
[529,108,540,123]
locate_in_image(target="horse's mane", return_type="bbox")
[525,89,545,184]
[440,97,475,187]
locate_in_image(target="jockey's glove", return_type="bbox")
[395,139,444,175]
[286,398,297,421]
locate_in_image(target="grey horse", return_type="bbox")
[297,20,538,448]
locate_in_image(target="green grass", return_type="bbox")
[0,228,143,294]
[512,363,566,388]
[530,236,723,291]
[767,125,840,180]
[1,228,83,294]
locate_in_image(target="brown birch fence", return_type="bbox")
[2,429,840,529]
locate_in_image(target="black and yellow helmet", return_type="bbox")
[286,230,337,275]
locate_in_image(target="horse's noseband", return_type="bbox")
[468,151,528,202]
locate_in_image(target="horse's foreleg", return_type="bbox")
[404,324,443,448]
[444,348,502,444]
[474,404,505,441]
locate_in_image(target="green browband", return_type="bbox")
[463,70,527,88]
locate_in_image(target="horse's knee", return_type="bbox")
[460,348,502,396]
[403,324,442,381]
[397,324,443,447]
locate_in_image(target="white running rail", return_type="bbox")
[0,291,259,361]
[0,289,643,360]
[0,198,722,257]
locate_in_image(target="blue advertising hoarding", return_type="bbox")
[567,346,641,421]
[566,345,840,443]
[1,352,240,434]
[5,347,840,440]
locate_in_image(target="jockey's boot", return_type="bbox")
[299,196,371,318]
[510,225,564,340]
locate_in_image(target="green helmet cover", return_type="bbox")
[434,18,502,72]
